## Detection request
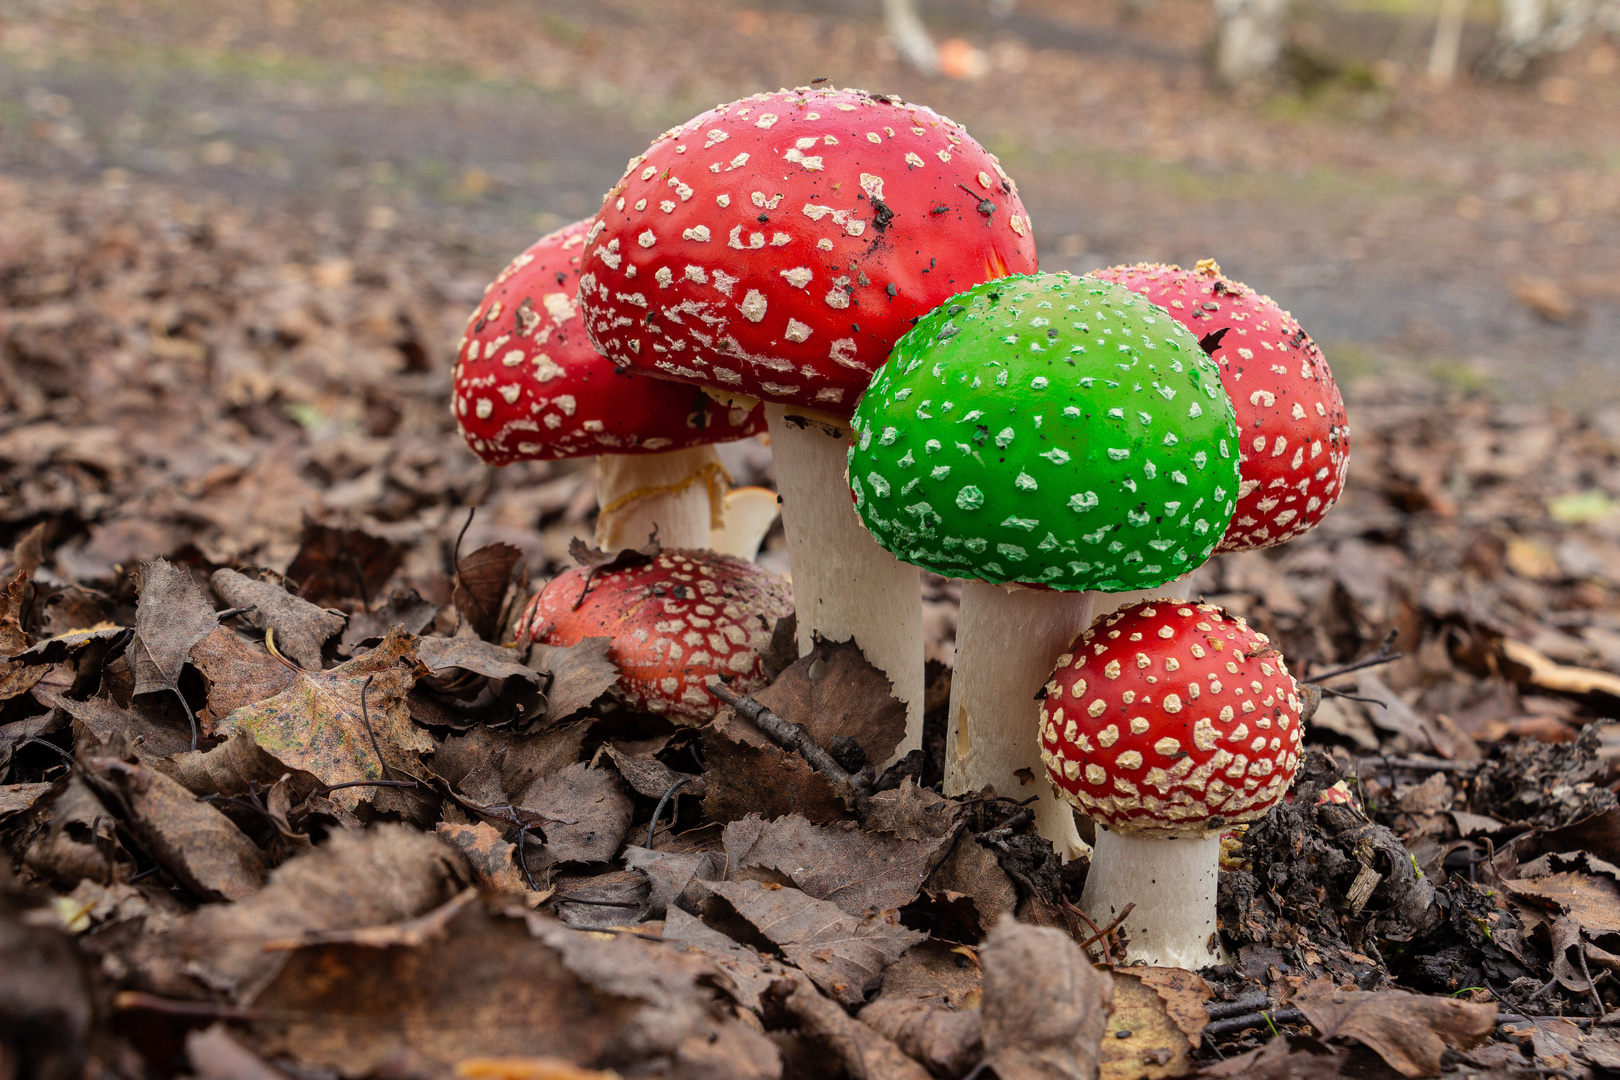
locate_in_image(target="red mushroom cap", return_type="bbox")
[575,86,1039,420]
[1088,260,1349,552]
[452,218,765,466]
[1040,600,1304,837]
[517,548,791,723]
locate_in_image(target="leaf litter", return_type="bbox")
[11,175,1620,1079]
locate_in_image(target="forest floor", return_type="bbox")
[8,2,1620,1078]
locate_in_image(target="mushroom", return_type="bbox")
[574,86,1038,761]
[1040,599,1304,969]
[518,547,792,724]
[1088,259,1350,553]
[848,272,1240,856]
[451,219,768,552]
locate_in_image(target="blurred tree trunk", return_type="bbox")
[883,0,940,75]
[1213,0,1292,85]
[1426,0,1469,85]
[1479,0,1617,77]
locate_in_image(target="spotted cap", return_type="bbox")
[848,273,1240,593]
[575,86,1038,420]
[1040,600,1304,837]
[517,548,792,723]
[452,218,764,466]
[1088,260,1349,552]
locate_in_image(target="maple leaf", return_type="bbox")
[214,628,432,810]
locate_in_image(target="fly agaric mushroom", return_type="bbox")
[849,272,1240,856]
[1041,599,1303,969]
[575,86,1038,762]
[517,547,791,724]
[1088,259,1349,553]
[452,219,767,552]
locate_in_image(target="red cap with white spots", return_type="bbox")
[1040,599,1304,837]
[452,218,765,466]
[517,548,791,723]
[575,86,1039,420]
[1088,260,1349,552]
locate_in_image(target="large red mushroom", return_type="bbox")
[518,548,791,723]
[452,219,767,551]
[1041,599,1304,968]
[1088,259,1350,553]
[574,86,1040,761]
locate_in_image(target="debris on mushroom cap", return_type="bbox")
[451,217,765,466]
[575,86,1039,421]
[1088,261,1350,553]
[848,272,1241,593]
[517,547,792,724]
[1040,599,1304,836]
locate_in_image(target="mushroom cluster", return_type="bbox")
[1040,599,1302,968]
[451,219,766,552]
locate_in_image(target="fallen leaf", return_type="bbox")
[764,972,932,1080]
[211,568,346,670]
[699,716,851,825]
[0,887,92,1080]
[662,906,798,1013]
[722,812,959,916]
[454,542,525,642]
[436,822,528,893]
[432,723,589,806]
[417,636,540,683]
[705,879,925,1005]
[527,637,619,723]
[1198,1035,1343,1079]
[45,691,194,761]
[179,825,469,1001]
[187,626,297,732]
[1502,637,1620,698]
[214,627,432,810]
[752,638,907,766]
[282,523,405,611]
[1503,871,1620,935]
[623,847,727,918]
[0,781,54,818]
[603,743,704,801]
[130,558,218,698]
[550,869,650,929]
[861,940,984,1078]
[1294,981,1495,1078]
[186,1025,288,1080]
[340,590,439,653]
[1099,969,1212,1080]
[80,753,265,901]
[517,761,632,871]
[979,916,1114,1080]
[454,1058,623,1080]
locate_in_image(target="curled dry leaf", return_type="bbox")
[1294,981,1496,1078]
[862,939,985,1079]
[454,541,526,643]
[210,568,347,671]
[282,523,405,611]
[526,637,620,724]
[1196,1035,1344,1079]
[764,972,932,1080]
[417,636,539,684]
[979,916,1114,1080]
[436,822,528,893]
[214,627,432,810]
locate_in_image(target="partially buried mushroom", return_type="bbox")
[518,547,792,724]
[574,85,1040,763]
[452,218,768,552]
[1041,599,1304,969]
[848,272,1240,857]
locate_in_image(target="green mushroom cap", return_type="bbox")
[848,272,1240,592]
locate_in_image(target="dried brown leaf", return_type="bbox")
[436,822,528,892]
[47,690,194,761]
[1503,871,1620,935]
[0,781,54,819]
[1294,981,1495,1078]
[188,626,297,732]
[765,972,932,1080]
[130,558,218,697]
[862,940,984,1078]
[214,627,431,810]
[705,879,925,1005]
[283,523,405,611]
[1098,969,1211,1080]
[753,637,907,766]
[518,761,632,871]
[211,568,346,670]
[80,755,265,901]
[454,542,525,642]
[662,906,797,1014]
[417,636,538,683]
[699,715,851,825]
[603,743,704,800]
[431,724,588,805]
[340,590,438,653]
[527,637,619,723]
[979,916,1114,1080]
[1197,1036,1344,1079]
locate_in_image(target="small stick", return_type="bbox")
[173,687,200,752]
[646,775,694,849]
[976,807,1034,846]
[358,674,387,780]
[1578,945,1606,1018]
[1203,1007,1306,1039]
[1076,901,1136,951]
[1206,991,1272,1019]
[707,681,871,810]
[214,606,256,622]
[1304,633,1401,684]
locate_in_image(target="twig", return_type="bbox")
[113,992,260,1020]
[214,605,256,622]
[1578,946,1606,1018]
[976,807,1033,847]
[1304,633,1401,684]
[1359,755,1477,774]
[173,687,200,752]
[646,774,694,849]
[515,823,540,891]
[1207,992,1272,1019]
[1319,685,1388,708]
[1076,901,1136,951]
[1203,1007,1306,1039]
[453,506,476,568]
[707,681,872,812]
[358,674,387,780]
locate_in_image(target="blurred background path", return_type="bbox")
[5,0,1620,403]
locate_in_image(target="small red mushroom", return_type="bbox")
[1040,599,1304,968]
[452,218,767,550]
[575,85,1038,420]
[518,548,792,723]
[1088,259,1349,553]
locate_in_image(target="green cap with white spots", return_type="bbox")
[848,272,1240,592]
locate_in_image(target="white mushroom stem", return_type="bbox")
[709,486,781,562]
[944,580,1094,861]
[594,445,728,551]
[1080,826,1228,970]
[765,404,923,765]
